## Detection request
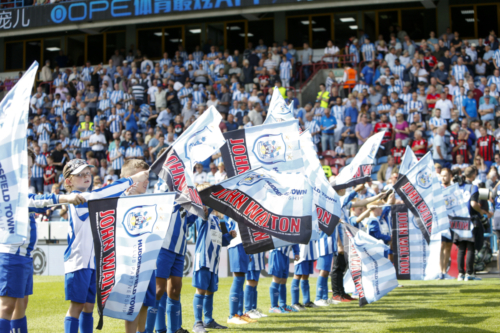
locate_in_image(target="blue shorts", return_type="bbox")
[246,270,261,282]
[294,260,315,276]
[0,253,33,298]
[228,244,249,273]
[316,254,334,272]
[143,271,156,307]
[156,248,185,279]
[268,251,289,279]
[65,269,96,304]
[192,267,218,293]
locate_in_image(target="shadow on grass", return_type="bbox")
[388,326,495,333]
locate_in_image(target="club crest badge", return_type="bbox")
[368,142,378,159]
[123,205,158,237]
[416,168,432,189]
[185,126,217,159]
[253,134,287,164]
[444,195,456,209]
[237,172,276,186]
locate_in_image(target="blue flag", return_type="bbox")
[0,61,39,244]
[150,106,225,217]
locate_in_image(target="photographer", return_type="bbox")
[455,167,492,281]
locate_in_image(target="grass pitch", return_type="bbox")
[27,276,500,332]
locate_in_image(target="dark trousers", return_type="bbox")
[457,241,475,275]
[93,150,106,162]
[31,177,44,194]
[330,254,347,296]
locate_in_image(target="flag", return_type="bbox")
[300,131,341,236]
[342,223,398,306]
[220,120,303,178]
[442,183,473,239]
[199,167,313,245]
[393,152,450,244]
[398,146,418,179]
[89,192,176,329]
[150,106,225,217]
[264,87,296,125]
[0,61,39,244]
[391,204,441,280]
[331,131,385,191]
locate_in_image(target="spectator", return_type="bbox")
[89,126,107,161]
[341,116,357,158]
[433,126,452,168]
[248,102,263,126]
[320,108,336,152]
[411,130,427,159]
[377,155,399,183]
[355,114,373,145]
[193,163,208,185]
[214,162,227,184]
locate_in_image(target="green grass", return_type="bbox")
[27,276,500,332]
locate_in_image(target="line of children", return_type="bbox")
[0,149,86,333]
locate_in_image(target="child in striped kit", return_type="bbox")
[192,207,236,333]
[291,240,319,308]
[268,246,300,313]
[0,149,86,333]
[244,252,268,319]
[62,159,149,333]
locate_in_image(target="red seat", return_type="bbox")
[330,166,339,176]
[322,150,336,157]
[331,158,346,168]
[323,156,335,166]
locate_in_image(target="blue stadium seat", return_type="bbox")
[372,164,381,173]
[377,156,388,164]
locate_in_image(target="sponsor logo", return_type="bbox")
[253,134,287,164]
[123,205,158,237]
[416,168,432,189]
[237,173,273,186]
[185,126,217,159]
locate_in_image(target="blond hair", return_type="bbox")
[121,159,149,178]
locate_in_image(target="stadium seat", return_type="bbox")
[371,173,378,181]
[330,166,339,176]
[377,156,388,164]
[323,156,335,166]
[345,157,353,165]
[331,158,345,168]
[322,150,336,157]
[372,164,381,173]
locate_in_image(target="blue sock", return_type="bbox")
[238,288,244,316]
[229,276,245,317]
[316,276,325,301]
[0,319,11,333]
[322,276,329,300]
[279,283,287,307]
[64,316,79,333]
[301,280,310,304]
[179,298,183,328]
[244,285,253,313]
[252,287,258,310]
[146,298,161,333]
[270,282,280,308]
[167,297,181,333]
[155,294,167,332]
[291,279,300,305]
[11,316,27,333]
[79,311,93,333]
[203,294,214,324]
[193,293,204,323]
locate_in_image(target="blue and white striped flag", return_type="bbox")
[391,204,442,280]
[394,152,450,244]
[332,131,385,191]
[342,223,397,306]
[398,146,418,178]
[150,106,225,218]
[442,183,473,239]
[220,120,303,178]
[0,61,39,244]
[264,87,296,125]
[300,130,341,236]
[89,192,176,329]
[199,167,314,246]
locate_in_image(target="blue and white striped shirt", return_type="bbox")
[493,49,500,66]
[305,120,321,144]
[361,43,375,61]
[192,91,205,105]
[194,215,232,273]
[52,99,63,117]
[155,179,198,255]
[387,85,402,95]
[98,98,111,112]
[377,103,391,115]
[0,194,59,258]
[108,114,121,133]
[452,65,468,81]
[297,240,319,262]
[193,51,204,62]
[125,146,144,158]
[248,252,266,271]
[63,100,73,112]
[279,61,292,79]
[37,123,52,143]
[488,76,500,92]
[331,105,345,123]
[178,87,193,106]
[65,178,133,273]
[70,138,80,150]
[406,100,423,124]
[80,130,94,148]
[32,153,47,178]
[184,60,198,70]
[349,44,359,63]
[429,117,446,128]
[80,66,94,82]
[399,93,412,105]
[110,90,124,105]
[53,77,65,87]
[232,90,249,102]
[160,58,172,68]
[109,146,125,170]
[391,65,405,79]
[353,84,369,93]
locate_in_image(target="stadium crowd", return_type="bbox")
[7,27,500,203]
